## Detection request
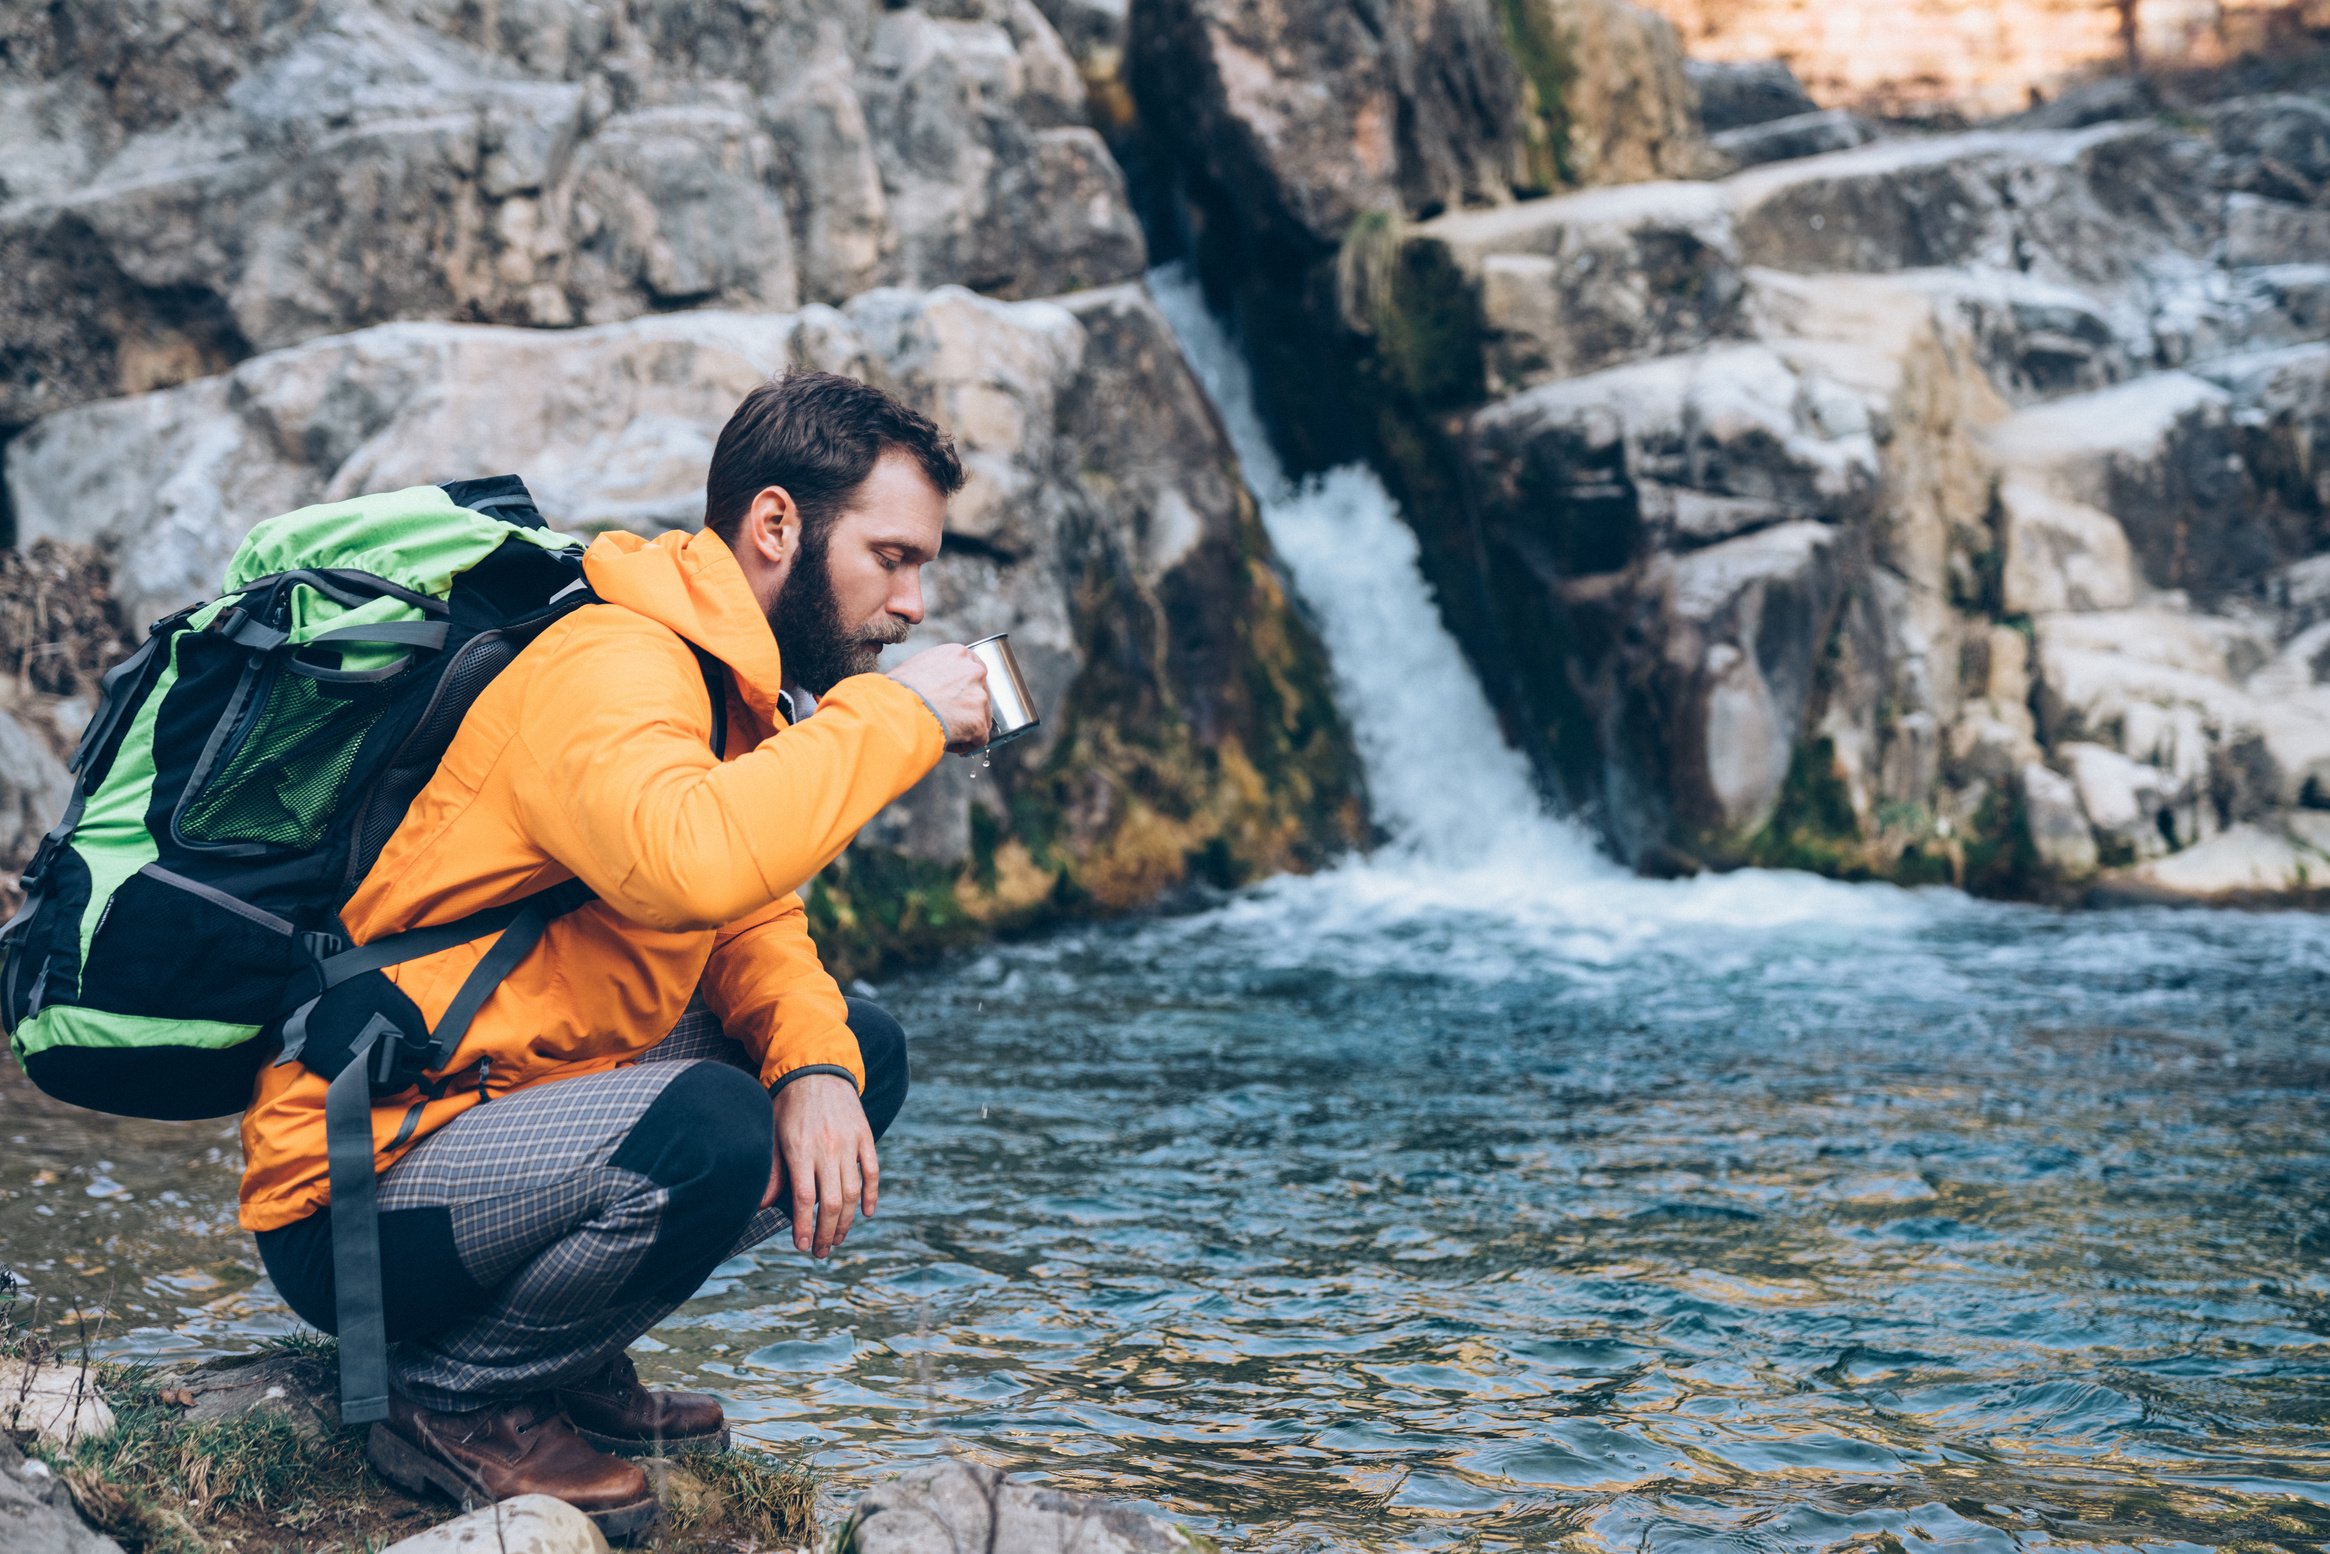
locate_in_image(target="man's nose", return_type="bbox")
[889,567,925,625]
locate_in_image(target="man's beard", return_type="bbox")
[770,532,909,695]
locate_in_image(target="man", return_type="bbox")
[240,373,991,1537]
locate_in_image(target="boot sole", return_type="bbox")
[366,1422,663,1542]
[573,1421,731,1457]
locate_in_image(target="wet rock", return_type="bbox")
[1987,372,2296,601]
[1658,522,1847,836]
[2020,761,2099,878]
[1686,57,1820,135]
[6,280,1363,967]
[844,1459,1209,1554]
[1374,89,2330,894]
[0,0,1144,424]
[0,1433,125,1554]
[379,1494,609,1554]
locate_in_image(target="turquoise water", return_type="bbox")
[661,881,2330,1551]
[6,880,2327,1550]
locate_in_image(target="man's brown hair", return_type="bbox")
[703,372,964,546]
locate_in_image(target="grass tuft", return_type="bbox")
[653,1446,821,1551]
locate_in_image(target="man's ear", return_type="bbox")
[743,486,801,575]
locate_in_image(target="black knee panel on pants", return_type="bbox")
[845,997,911,1141]
[608,1061,772,1301]
[255,1203,488,1342]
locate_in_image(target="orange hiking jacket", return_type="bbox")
[237,527,945,1231]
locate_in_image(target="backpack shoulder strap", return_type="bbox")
[690,645,728,760]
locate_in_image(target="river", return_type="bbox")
[1,272,2325,1551]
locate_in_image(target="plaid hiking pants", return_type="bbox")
[255,998,909,1411]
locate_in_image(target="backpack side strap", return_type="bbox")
[313,877,595,1423]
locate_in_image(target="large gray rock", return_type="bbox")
[1410,112,2330,403]
[381,1495,608,1554]
[1127,0,1704,254]
[0,0,1145,426]
[1127,0,1541,254]
[6,278,1363,964]
[0,1433,126,1554]
[1686,57,1819,135]
[0,709,70,869]
[844,1460,1209,1554]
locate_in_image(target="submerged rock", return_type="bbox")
[844,1460,1211,1554]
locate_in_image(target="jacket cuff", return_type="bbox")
[769,1063,862,1097]
[826,671,949,769]
[759,1027,867,1093]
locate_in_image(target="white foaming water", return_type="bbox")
[1145,265,1929,960]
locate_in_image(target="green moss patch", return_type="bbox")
[1491,0,1576,192]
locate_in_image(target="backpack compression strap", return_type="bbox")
[315,878,593,1422]
[316,647,729,1423]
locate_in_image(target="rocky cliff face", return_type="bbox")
[1126,0,1708,469]
[0,0,1147,430]
[1134,6,2330,902]
[0,0,1363,970]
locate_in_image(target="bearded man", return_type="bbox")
[238,373,990,1537]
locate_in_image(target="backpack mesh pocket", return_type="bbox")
[178,664,401,850]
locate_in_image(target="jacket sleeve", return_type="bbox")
[702,892,862,1091]
[507,615,945,932]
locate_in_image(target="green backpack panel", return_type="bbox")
[2,476,590,1118]
[0,475,631,1425]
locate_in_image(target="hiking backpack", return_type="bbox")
[0,475,724,1424]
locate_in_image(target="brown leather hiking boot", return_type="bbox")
[551,1352,730,1455]
[365,1393,660,1541]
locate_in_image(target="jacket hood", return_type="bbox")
[583,527,787,727]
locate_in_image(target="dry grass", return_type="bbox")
[650,1447,822,1552]
[5,1275,824,1551]
[0,537,135,706]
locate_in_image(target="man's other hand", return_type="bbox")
[765,1074,880,1258]
[885,645,989,753]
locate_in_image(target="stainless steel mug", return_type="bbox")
[966,633,1041,748]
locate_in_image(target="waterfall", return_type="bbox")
[1146,265,1924,948]
[1147,266,1610,878]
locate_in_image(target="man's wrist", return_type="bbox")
[770,1063,860,1098]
